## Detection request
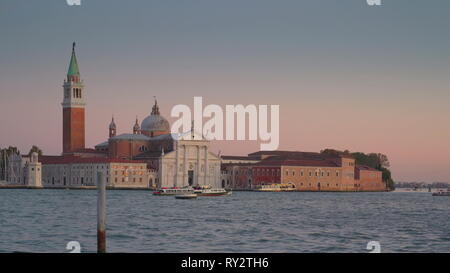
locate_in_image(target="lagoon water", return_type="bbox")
[0,189,449,253]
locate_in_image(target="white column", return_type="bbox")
[204,146,208,186]
[175,141,179,187]
[183,144,187,187]
[196,145,200,186]
[159,158,164,188]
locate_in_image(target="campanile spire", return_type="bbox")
[67,42,81,82]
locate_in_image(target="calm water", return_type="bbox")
[0,189,449,253]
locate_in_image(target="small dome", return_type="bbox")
[141,99,170,134]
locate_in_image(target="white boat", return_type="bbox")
[432,190,450,196]
[175,194,198,200]
[193,185,231,196]
[255,183,296,192]
[153,187,194,196]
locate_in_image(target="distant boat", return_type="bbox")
[193,185,231,196]
[175,194,198,200]
[153,187,194,196]
[255,183,296,192]
[432,190,450,196]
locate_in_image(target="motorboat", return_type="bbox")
[175,194,198,199]
[432,189,450,196]
[153,187,194,196]
[254,183,296,192]
[193,185,231,196]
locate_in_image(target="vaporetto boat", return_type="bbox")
[432,189,450,196]
[254,183,296,192]
[153,187,194,196]
[153,186,231,196]
[194,187,231,196]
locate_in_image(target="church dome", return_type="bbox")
[141,99,170,134]
[141,115,170,132]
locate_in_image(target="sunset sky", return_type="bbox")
[0,0,449,182]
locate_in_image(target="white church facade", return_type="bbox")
[156,132,221,189]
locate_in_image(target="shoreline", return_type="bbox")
[0,185,151,191]
[0,185,390,192]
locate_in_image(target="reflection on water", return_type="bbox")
[0,189,449,253]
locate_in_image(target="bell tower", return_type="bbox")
[109,116,116,138]
[133,116,141,135]
[62,42,85,154]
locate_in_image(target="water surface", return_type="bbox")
[0,190,448,253]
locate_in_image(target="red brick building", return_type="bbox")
[221,151,386,192]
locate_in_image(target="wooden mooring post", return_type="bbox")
[97,172,106,253]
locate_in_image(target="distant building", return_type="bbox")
[39,156,154,189]
[221,151,386,192]
[6,152,42,187]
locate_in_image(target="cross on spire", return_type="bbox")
[151,96,160,115]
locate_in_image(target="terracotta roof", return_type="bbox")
[221,158,339,168]
[248,150,353,160]
[40,155,146,165]
[356,165,380,172]
[71,148,107,154]
[221,162,255,167]
[221,155,260,161]
[255,159,339,167]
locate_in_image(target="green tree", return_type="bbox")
[321,148,395,191]
[0,146,20,180]
[352,152,395,191]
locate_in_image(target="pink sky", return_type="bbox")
[1,70,449,182]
